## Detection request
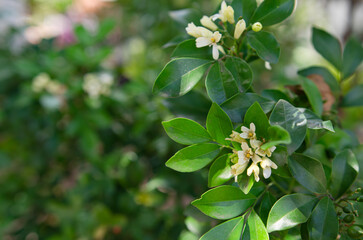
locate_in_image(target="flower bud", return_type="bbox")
[343,206,351,213]
[200,16,218,31]
[348,226,363,239]
[234,19,246,39]
[252,22,263,32]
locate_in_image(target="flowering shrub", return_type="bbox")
[154,0,363,239]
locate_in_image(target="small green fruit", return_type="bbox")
[347,225,363,239]
[343,214,354,223]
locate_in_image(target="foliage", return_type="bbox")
[154,0,363,239]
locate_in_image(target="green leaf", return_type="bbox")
[192,185,256,220]
[206,103,233,145]
[250,0,296,26]
[153,58,212,97]
[164,91,211,123]
[166,143,220,172]
[221,93,275,123]
[308,197,338,240]
[301,77,323,117]
[261,125,291,150]
[208,155,233,187]
[169,8,202,26]
[259,192,276,225]
[237,174,254,194]
[231,0,257,25]
[206,62,239,104]
[269,100,307,154]
[162,118,211,145]
[342,37,363,79]
[312,27,342,70]
[247,31,280,64]
[299,108,335,132]
[267,193,319,232]
[262,89,290,102]
[224,57,253,92]
[200,217,244,240]
[244,102,270,139]
[329,149,359,199]
[288,153,327,193]
[298,66,340,94]
[171,39,213,59]
[242,210,269,240]
[341,84,363,107]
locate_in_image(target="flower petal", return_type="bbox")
[250,123,256,132]
[263,167,271,179]
[196,37,211,48]
[212,44,219,60]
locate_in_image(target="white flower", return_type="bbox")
[250,139,262,149]
[234,19,246,39]
[32,73,51,92]
[260,157,278,179]
[231,161,249,181]
[240,123,256,140]
[185,22,212,38]
[239,142,261,163]
[212,1,235,24]
[252,22,263,32]
[196,31,222,60]
[45,81,66,95]
[256,145,276,157]
[247,162,260,182]
[200,16,218,31]
[265,61,272,70]
[225,130,246,143]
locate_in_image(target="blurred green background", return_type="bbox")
[0,0,362,239]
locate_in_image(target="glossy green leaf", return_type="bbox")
[259,192,276,225]
[231,0,257,25]
[267,193,319,232]
[169,8,202,26]
[288,153,327,193]
[247,31,280,64]
[208,154,233,187]
[237,174,254,194]
[341,84,363,107]
[307,197,338,240]
[301,223,310,240]
[298,66,340,94]
[250,0,296,26]
[200,217,244,240]
[299,108,335,132]
[221,93,275,123]
[206,62,239,104]
[262,89,290,102]
[162,118,211,145]
[342,37,363,79]
[206,103,233,145]
[192,185,256,220]
[301,77,323,117]
[171,39,213,59]
[242,210,269,240]
[269,100,307,154]
[153,58,212,97]
[329,149,359,199]
[224,57,253,92]
[261,125,291,150]
[312,27,342,70]
[166,143,220,172]
[244,102,270,138]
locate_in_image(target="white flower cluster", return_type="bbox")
[83,72,114,99]
[32,73,66,95]
[226,123,277,182]
[185,1,262,60]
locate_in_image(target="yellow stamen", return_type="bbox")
[248,132,253,137]
[211,37,215,43]
[246,153,251,158]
